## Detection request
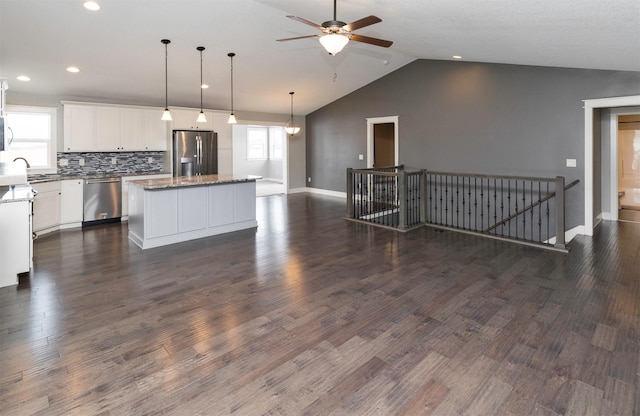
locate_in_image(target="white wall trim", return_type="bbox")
[291,187,347,199]
[583,95,640,236]
[546,225,585,245]
[366,116,399,168]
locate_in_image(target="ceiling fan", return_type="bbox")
[277,0,393,55]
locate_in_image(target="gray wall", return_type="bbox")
[306,59,640,229]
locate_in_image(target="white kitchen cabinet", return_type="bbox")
[171,108,214,131]
[121,173,171,217]
[142,108,168,150]
[0,200,31,288]
[63,102,167,152]
[95,106,121,151]
[63,105,95,151]
[60,179,84,225]
[32,181,61,234]
[120,108,146,151]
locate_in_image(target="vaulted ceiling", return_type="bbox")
[1,0,639,116]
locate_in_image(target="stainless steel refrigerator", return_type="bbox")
[172,130,218,177]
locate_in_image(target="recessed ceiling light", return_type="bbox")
[452,55,463,60]
[83,1,101,11]
[67,66,80,73]
[201,84,209,89]
[17,75,31,82]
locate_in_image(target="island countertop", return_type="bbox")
[128,174,259,190]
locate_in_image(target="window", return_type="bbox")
[247,127,268,160]
[1,106,57,172]
[246,126,286,161]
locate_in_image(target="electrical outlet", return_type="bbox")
[307,177,311,183]
[59,158,68,167]
[566,158,576,167]
[79,158,85,166]
[148,157,154,164]
[111,157,117,165]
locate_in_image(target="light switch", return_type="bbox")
[79,158,85,166]
[566,159,577,167]
[358,154,364,160]
[111,157,117,165]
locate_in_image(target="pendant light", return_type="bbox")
[284,91,300,135]
[196,46,207,123]
[161,39,172,121]
[227,52,237,124]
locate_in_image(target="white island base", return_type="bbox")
[127,175,257,250]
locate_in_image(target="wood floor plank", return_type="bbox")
[0,193,638,415]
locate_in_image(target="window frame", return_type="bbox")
[3,105,57,173]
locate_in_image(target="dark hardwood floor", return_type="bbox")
[1,193,638,415]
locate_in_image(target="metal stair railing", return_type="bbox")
[345,166,579,252]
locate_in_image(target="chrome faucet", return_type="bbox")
[13,157,30,168]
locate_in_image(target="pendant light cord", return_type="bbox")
[198,46,205,112]
[162,39,171,110]
[228,52,235,114]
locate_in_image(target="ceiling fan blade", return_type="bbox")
[343,15,382,32]
[286,15,324,30]
[277,34,320,42]
[348,34,393,48]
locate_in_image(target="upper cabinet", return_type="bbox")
[63,102,167,152]
[171,108,214,131]
[63,105,96,151]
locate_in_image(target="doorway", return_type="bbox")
[583,95,640,235]
[232,124,288,197]
[617,113,640,223]
[366,116,399,168]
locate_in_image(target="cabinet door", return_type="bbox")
[95,107,121,151]
[120,108,145,151]
[61,179,84,224]
[170,109,199,130]
[0,201,30,287]
[64,105,95,151]
[32,181,61,232]
[143,109,168,150]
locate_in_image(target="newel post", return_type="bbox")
[555,176,566,249]
[399,170,407,229]
[346,168,353,218]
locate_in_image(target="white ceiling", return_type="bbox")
[1,0,639,116]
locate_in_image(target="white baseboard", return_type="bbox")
[546,225,585,245]
[297,187,347,199]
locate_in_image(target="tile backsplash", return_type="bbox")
[57,152,165,175]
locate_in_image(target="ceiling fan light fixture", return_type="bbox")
[319,33,349,55]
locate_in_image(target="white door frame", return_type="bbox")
[606,107,640,221]
[366,116,399,168]
[583,95,640,235]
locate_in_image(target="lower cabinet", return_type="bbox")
[0,200,31,288]
[61,179,84,225]
[32,181,61,234]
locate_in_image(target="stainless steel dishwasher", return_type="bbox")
[83,178,122,224]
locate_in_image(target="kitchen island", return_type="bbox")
[127,174,257,249]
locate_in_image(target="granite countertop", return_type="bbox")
[129,174,259,190]
[27,171,171,184]
[0,184,35,204]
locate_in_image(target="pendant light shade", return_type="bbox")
[227,52,237,124]
[284,91,300,135]
[196,46,207,123]
[161,39,172,121]
[319,33,349,56]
